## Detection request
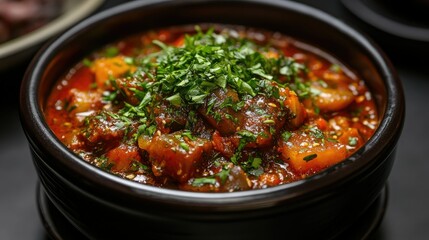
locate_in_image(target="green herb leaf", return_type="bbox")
[179,142,190,152]
[303,153,317,162]
[348,137,358,146]
[309,127,324,139]
[82,58,92,67]
[282,131,292,142]
[105,47,119,57]
[192,177,216,186]
[166,93,182,106]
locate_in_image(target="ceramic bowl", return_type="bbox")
[0,0,103,72]
[20,0,405,239]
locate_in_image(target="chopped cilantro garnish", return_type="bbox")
[179,142,190,152]
[309,127,324,139]
[348,137,358,146]
[105,47,119,57]
[124,57,134,65]
[82,58,92,67]
[192,177,217,186]
[152,27,304,106]
[230,130,257,164]
[303,153,317,162]
[282,131,292,142]
[181,130,195,141]
[251,157,262,169]
[217,168,230,184]
[330,64,341,73]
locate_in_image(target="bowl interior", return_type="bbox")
[24,0,402,208]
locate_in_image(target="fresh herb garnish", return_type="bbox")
[191,167,231,186]
[82,58,92,67]
[309,127,324,139]
[303,153,317,162]
[105,46,119,57]
[281,131,292,142]
[152,27,304,106]
[329,64,341,73]
[230,130,257,164]
[191,177,217,186]
[348,137,358,146]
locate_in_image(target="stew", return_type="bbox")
[45,25,378,192]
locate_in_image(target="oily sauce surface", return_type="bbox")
[45,25,378,192]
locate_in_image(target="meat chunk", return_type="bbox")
[153,101,188,134]
[114,77,145,106]
[78,112,128,152]
[240,95,286,148]
[198,88,244,136]
[201,88,287,148]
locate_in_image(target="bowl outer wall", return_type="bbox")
[20,0,404,213]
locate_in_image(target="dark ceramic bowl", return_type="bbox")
[20,0,405,239]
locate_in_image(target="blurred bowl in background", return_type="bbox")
[0,0,103,72]
[342,0,429,61]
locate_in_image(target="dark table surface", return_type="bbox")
[1,0,428,239]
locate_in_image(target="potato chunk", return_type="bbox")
[65,89,103,115]
[312,85,354,112]
[90,56,136,88]
[278,130,347,175]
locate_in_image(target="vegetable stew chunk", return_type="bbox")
[278,124,363,175]
[312,85,354,112]
[279,131,348,175]
[114,77,146,106]
[106,144,142,172]
[90,56,137,88]
[138,131,213,182]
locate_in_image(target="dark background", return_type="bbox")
[1,0,428,239]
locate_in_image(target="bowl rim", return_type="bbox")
[20,0,404,209]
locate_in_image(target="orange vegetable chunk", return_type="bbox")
[279,131,347,175]
[138,132,212,182]
[106,144,142,172]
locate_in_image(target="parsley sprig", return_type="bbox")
[152,27,304,106]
